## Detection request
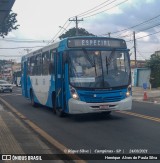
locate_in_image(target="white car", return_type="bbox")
[0,80,13,93]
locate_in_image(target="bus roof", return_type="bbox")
[22,36,127,60]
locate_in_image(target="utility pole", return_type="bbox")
[133,31,137,68]
[69,16,83,36]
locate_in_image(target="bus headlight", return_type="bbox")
[126,85,132,97]
[72,93,79,99]
[126,91,130,97]
[69,86,79,100]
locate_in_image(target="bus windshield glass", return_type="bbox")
[69,50,130,88]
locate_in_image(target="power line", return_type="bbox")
[68,0,111,18]
[114,21,160,40]
[0,46,44,50]
[47,20,70,45]
[136,23,160,34]
[101,13,160,36]
[53,21,72,42]
[136,30,160,40]
[47,0,128,43]
[82,0,128,19]
[77,0,117,18]
[0,38,49,43]
[137,50,149,60]
[0,55,22,57]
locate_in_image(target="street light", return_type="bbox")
[59,26,67,32]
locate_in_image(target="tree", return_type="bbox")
[59,27,95,39]
[146,54,160,88]
[0,11,19,38]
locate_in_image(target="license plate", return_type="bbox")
[99,105,109,110]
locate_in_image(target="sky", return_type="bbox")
[0,0,160,62]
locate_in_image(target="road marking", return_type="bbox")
[0,93,22,96]
[0,97,86,163]
[117,111,160,123]
[0,104,3,111]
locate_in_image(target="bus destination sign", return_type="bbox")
[68,38,126,48]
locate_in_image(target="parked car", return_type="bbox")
[0,80,13,93]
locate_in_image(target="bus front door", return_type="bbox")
[54,52,66,116]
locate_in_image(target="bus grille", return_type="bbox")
[78,89,126,103]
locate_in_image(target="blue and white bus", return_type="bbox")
[21,36,132,116]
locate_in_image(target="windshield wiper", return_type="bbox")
[82,48,98,76]
[106,50,115,74]
[82,48,95,67]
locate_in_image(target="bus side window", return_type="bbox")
[36,54,42,75]
[27,58,30,75]
[42,51,50,75]
[49,49,55,75]
[30,56,35,75]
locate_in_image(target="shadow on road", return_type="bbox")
[67,112,125,122]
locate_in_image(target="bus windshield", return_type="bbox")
[68,50,130,89]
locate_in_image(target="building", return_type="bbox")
[0,60,21,82]
[130,60,147,68]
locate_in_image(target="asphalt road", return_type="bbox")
[0,87,160,163]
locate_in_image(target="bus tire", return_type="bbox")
[52,92,65,117]
[56,107,65,117]
[30,90,38,107]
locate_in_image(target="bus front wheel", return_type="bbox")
[52,98,65,117]
[56,107,65,117]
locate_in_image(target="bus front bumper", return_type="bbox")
[68,96,132,114]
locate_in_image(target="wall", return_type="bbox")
[132,68,151,88]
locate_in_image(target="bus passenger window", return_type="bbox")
[49,49,55,75]
[49,63,54,74]
[42,51,50,75]
[30,56,36,76]
[36,54,42,75]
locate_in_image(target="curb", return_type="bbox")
[0,97,86,163]
[133,99,160,105]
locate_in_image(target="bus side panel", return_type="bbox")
[46,75,56,108]
[29,76,52,106]
[22,61,29,98]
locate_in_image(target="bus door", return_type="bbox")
[22,60,28,98]
[54,52,65,112]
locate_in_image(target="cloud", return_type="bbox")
[86,0,160,32]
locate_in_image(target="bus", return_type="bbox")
[21,36,132,117]
[13,70,22,87]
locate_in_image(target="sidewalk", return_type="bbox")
[132,86,160,104]
[0,103,64,163]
